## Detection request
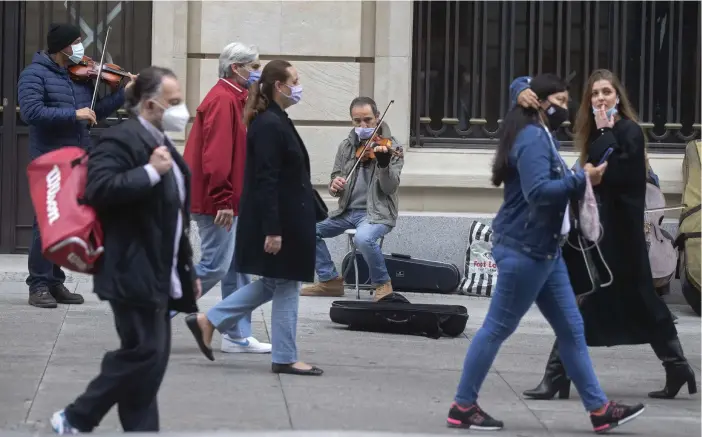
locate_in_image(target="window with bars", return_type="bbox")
[410,0,701,151]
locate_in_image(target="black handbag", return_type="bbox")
[312,189,328,223]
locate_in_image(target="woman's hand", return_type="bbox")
[583,162,608,186]
[595,105,615,129]
[518,88,540,109]
[264,235,282,255]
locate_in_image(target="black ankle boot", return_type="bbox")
[649,337,698,399]
[523,341,571,400]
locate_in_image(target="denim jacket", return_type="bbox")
[491,77,587,259]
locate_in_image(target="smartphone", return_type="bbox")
[598,147,614,165]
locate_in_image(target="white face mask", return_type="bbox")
[67,43,84,64]
[153,101,190,132]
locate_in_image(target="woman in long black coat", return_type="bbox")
[184,59,325,376]
[517,69,697,401]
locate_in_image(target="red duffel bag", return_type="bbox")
[26,146,104,274]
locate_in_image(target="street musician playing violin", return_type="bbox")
[18,23,136,309]
[301,97,404,301]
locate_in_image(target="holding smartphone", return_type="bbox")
[598,147,614,165]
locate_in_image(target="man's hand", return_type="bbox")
[149,146,173,175]
[330,176,346,194]
[76,107,97,125]
[517,88,540,110]
[193,278,202,300]
[373,145,391,168]
[214,209,234,231]
[264,235,282,255]
[124,73,138,91]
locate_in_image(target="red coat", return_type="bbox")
[184,79,248,216]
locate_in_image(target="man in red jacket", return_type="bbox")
[181,42,271,354]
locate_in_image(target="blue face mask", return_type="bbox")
[246,69,261,87]
[355,127,375,140]
[592,98,619,118]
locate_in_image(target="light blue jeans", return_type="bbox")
[170,213,252,339]
[455,244,609,412]
[315,209,391,284]
[207,277,300,364]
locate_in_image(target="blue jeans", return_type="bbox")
[207,277,300,364]
[26,216,65,292]
[315,209,391,284]
[170,213,252,339]
[455,244,609,412]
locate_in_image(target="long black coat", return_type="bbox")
[84,118,199,314]
[235,101,318,283]
[563,118,677,347]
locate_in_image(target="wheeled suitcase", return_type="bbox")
[330,293,468,339]
[341,251,461,294]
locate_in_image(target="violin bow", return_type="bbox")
[90,26,112,114]
[345,99,395,181]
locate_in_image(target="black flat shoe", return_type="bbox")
[272,363,323,376]
[185,314,214,361]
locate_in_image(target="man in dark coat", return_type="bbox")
[18,23,131,309]
[49,66,200,434]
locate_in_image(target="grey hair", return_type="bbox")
[218,42,259,78]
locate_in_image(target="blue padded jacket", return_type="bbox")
[18,51,125,159]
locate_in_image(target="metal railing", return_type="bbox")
[410,1,701,151]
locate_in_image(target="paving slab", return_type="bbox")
[0,255,699,436]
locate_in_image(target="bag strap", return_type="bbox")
[679,204,701,223]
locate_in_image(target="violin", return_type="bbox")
[69,55,133,90]
[354,134,404,163]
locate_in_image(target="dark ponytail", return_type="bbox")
[243,59,292,127]
[491,73,568,187]
[124,66,176,115]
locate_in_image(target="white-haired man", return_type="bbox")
[181,42,271,353]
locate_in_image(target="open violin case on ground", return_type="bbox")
[329,293,469,339]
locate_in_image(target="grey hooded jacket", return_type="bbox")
[328,122,404,227]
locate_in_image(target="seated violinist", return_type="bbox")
[301,97,404,301]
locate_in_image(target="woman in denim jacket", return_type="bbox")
[446,74,645,433]
[514,70,696,402]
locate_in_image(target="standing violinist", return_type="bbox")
[18,23,135,309]
[301,97,404,301]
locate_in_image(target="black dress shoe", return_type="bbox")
[49,284,84,304]
[28,287,58,309]
[185,314,214,361]
[272,363,323,376]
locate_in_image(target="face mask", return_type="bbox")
[64,43,84,64]
[282,84,303,105]
[544,104,569,130]
[592,97,619,118]
[246,69,261,87]
[154,101,190,132]
[355,127,375,140]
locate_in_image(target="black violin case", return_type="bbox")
[341,251,461,294]
[329,293,468,339]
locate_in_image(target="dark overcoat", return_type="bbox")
[83,118,199,314]
[235,101,318,283]
[562,118,677,347]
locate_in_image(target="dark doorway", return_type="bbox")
[0,1,152,254]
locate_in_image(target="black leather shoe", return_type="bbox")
[649,337,698,399]
[28,287,57,309]
[49,284,84,304]
[185,314,214,361]
[272,363,323,376]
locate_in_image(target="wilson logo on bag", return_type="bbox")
[26,146,104,274]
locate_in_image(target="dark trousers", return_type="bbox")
[64,301,171,432]
[26,216,65,292]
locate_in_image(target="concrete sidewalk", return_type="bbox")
[0,255,699,436]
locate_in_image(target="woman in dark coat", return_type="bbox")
[185,59,324,376]
[516,69,697,401]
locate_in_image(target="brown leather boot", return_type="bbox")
[373,281,393,302]
[300,277,344,297]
